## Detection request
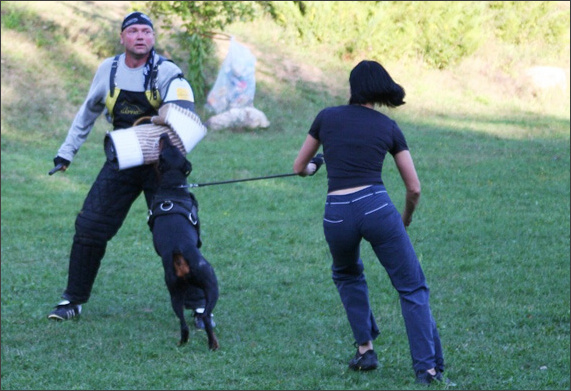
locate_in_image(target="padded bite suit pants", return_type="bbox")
[323,185,444,373]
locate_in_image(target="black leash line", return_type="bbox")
[188,172,298,188]
[49,164,298,185]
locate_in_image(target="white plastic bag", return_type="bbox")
[206,38,256,114]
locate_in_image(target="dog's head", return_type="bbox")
[157,133,192,178]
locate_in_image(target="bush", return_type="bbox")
[258,1,569,69]
[489,1,570,46]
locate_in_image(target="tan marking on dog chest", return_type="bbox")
[173,253,190,277]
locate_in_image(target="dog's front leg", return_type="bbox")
[169,253,191,345]
[202,314,219,351]
[163,264,190,345]
[198,261,220,351]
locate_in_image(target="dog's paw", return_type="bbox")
[208,335,220,351]
[177,328,190,346]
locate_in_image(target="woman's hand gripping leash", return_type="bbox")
[305,153,325,176]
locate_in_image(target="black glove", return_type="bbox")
[49,156,71,175]
[309,153,325,175]
[54,156,70,167]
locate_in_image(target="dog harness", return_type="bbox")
[148,194,202,249]
[147,196,199,230]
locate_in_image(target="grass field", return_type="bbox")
[1,2,570,390]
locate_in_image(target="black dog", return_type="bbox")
[148,133,219,350]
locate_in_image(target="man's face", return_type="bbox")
[121,24,155,58]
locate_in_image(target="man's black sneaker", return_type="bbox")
[348,349,378,371]
[47,300,82,321]
[193,311,216,330]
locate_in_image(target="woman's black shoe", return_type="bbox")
[348,349,378,371]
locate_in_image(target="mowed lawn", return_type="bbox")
[1,1,569,390]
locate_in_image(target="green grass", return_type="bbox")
[1,1,570,390]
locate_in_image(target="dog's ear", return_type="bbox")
[184,160,192,177]
[158,133,171,151]
[158,153,167,172]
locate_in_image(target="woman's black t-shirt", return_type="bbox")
[308,104,409,193]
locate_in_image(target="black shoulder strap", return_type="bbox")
[109,55,120,98]
[150,55,175,99]
[111,54,177,99]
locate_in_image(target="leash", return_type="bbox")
[188,154,324,188]
[49,165,299,184]
[186,172,298,188]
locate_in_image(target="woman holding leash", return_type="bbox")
[293,60,446,384]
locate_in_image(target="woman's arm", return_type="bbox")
[293,134,321,176]
[394,150,421,227]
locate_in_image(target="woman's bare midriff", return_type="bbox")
[327,185,372,195]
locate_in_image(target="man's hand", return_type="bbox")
[49,156,70,175]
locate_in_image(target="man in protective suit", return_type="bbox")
[48,11,213,329]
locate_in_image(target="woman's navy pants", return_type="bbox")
[323,185,444,373]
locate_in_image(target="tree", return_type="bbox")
[143,1,276,105]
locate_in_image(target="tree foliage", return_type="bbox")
[266,1,569,69]
[142,1,274,104]
[140,1,569,100]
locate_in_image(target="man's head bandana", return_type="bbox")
[121,11,154,31]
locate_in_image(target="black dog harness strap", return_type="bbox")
[147,197,198,230]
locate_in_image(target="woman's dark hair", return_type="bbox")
[349,60,406,107]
